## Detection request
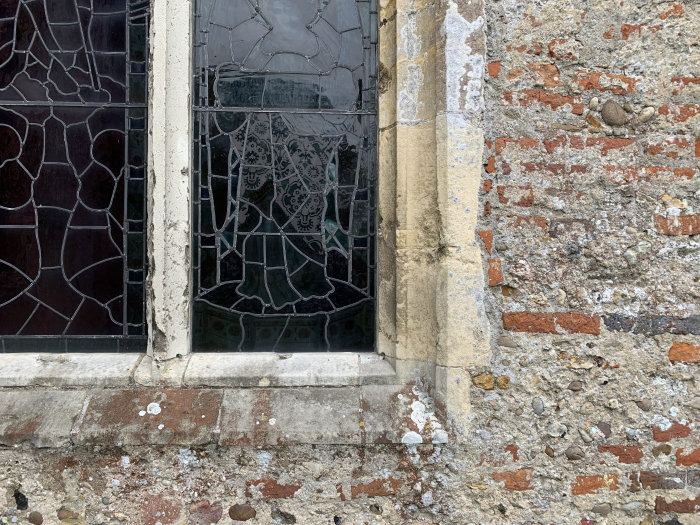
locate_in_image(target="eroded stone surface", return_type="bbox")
[0,391,87,448]
[73,390,222,446]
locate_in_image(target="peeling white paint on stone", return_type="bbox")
[400,4,421,61]
[178,448,199,469]
[401,431,422,445]
[442,2,484,112]
[257,450,273,471]
[146,402,162,415]
[398,64,424,123]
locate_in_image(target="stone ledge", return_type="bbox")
[0,385,449,447]
[0,354,143,388]
[0,353,397,388]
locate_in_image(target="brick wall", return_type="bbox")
[470,0,699,522]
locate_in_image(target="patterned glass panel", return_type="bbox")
[193,0,377,351]
[0,0,148,352]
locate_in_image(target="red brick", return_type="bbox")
[141,495,181,525]
[543,136,566,153]
[652,421,691,442]
[503,312,600,335]
[521,161,565,176]
[658,104,699,123]
[629,471,685,491]
[655,495,700,514]
[585,137,635,155]
[605,165,695,185]
[495,137,539,155]
[246,479,302,499]
[527,63,561,87]
[547,38,578,60]
[502,216,548,232]
[492,468,534,491]
[676,448,700,466]
[660,3,684,20]
[696,138,700,157]
[621,23,660,40]
[504,89,583,114]
[603,26,615,39]
[574,71,638,94]
[488,258,504,286]
[351,477,402,498]
[478,230,494,254]
[654,215,700,236]
[598,445,643,464]
[571,474,618,496]
[497,185,534,207]
[188,501,223,525]
[506,68,523,80]
[483,179,493,192]
[485,156,496,173]
[488,62,501,77]
[646,137,691,158]
[544,188,586,204]
[569,136,585,150]
[669,342,700,363]
[505,444,519,462]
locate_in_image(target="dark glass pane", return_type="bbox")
[193,0,376,352]
[0,0,148,351]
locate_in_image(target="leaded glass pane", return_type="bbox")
[193,0,377,351]
[0,0,148,352]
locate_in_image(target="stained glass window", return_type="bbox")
[0,0,148,352]
[193,0,377,351]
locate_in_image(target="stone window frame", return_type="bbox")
[0,0,491,440]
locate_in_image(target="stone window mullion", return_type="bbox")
[147,0,193,360]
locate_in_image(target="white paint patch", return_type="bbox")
[257,450,273,471]
[409,385,447,444]
[120,456,130,468]
[402,431,423,444]
[442,2,484,112]
[268,417,277,426]
[410,400,428,431]
[138,410,146,417]
[146,402,162,415]
[158,424,164,430]
[432,429,448,444]
[398,64,424,122]
[652,415,672,431]
[178,448,199,469]
[400,6,421,61]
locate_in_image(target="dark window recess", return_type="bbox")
[0,0,149,352]
[192,0,378,351]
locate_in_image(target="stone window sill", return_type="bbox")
[0,353,448,447]
[0,352,396,388]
